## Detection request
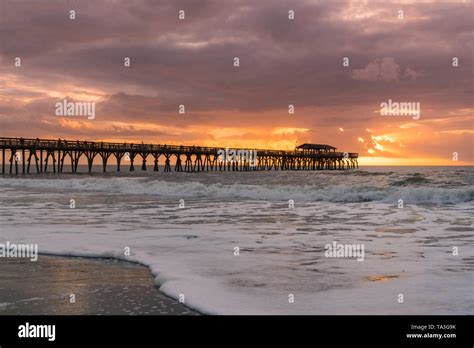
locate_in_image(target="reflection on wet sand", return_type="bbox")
[0,256,197,315]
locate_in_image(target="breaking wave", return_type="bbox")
[1,176,472,204]
[390,174,432,186]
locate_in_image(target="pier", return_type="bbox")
[0,137,358,174]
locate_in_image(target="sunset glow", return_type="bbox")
[0,0,472,165]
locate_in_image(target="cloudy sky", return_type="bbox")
[0,0,472,165]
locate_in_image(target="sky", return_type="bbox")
[0,0,472,165]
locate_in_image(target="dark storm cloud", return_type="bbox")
[1,0,471,113]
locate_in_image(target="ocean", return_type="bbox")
[0,166,472,314]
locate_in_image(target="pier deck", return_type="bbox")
[0,137,358,174]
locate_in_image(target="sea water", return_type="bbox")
[0,166,472,314]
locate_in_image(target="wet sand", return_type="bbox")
[0,255,198,315]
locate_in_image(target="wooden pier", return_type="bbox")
[0,137,358,174]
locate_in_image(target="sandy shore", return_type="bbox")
[0,255,198,315]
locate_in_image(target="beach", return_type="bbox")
[0,166,473,314]
[0,255,197,315]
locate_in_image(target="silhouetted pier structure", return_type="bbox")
[0,137,358,174]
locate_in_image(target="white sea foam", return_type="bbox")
[1,176,472,204]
